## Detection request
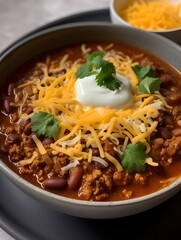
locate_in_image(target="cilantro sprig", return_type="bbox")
[76,51,121,91]
[122,142,147,173]
[31,111,59,138]
[132,65,161,94]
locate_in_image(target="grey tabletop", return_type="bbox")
[0,1,109,239]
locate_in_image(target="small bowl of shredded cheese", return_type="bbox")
[110,0,181,44]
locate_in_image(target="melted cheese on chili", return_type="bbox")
[17,45,169,171]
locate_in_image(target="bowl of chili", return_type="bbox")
[0,22,181,219]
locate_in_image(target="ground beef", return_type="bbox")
[78,169,113,201]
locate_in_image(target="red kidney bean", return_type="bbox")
[68,166,83,190]
[23,122,32,135]
[8,83,15,96]
[57,69,66,75]
[94,161,107,170]
[42,138,54,145]
[7,133,21,143]
[44,177,67,190]
[4,97,14,114]
[159,127,172,139]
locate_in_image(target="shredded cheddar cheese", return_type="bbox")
[32,135,47,155]
[16,44,170,171]
[146,157,159,167]
[18,151,38,166]
[105,152,123,172]
[119,0,181,30]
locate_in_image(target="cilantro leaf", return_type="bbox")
[76,51,104,79]
[96,60,121,91]
[122,142,147,173]
[76,51,121,91]
[76,61,93,79]
[31,111,59,138]
[86,51,105,62]
[138,76,161,94]
[132,65,154,79]
[132,65,161,94]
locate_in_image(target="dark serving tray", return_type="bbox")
[1,9,181,240]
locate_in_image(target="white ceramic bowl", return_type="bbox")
[0,22,181,219]
[110,0,181,44]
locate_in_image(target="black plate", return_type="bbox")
[1,9,181,240]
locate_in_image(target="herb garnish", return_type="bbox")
[76,51,121,91]
[132,65,161,94]
[122,142,147,173]
[31,111,59,138]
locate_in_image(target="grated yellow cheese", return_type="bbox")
[18,81,35,88]
[120,0,181,30]
[85,124,105,158]
[88,149,93,163]
[16,44,171,171]
[50,144,88,160]
[105,152,123,171]
[131,121,158,144]
[18,151,38,166]
[32,135,47,155]
[146,157,159,167]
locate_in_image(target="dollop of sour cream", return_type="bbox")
[75,72,133,108]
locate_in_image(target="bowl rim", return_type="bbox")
[1,21,181,60]
[0,21,181,207]
[110,0,181,33]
